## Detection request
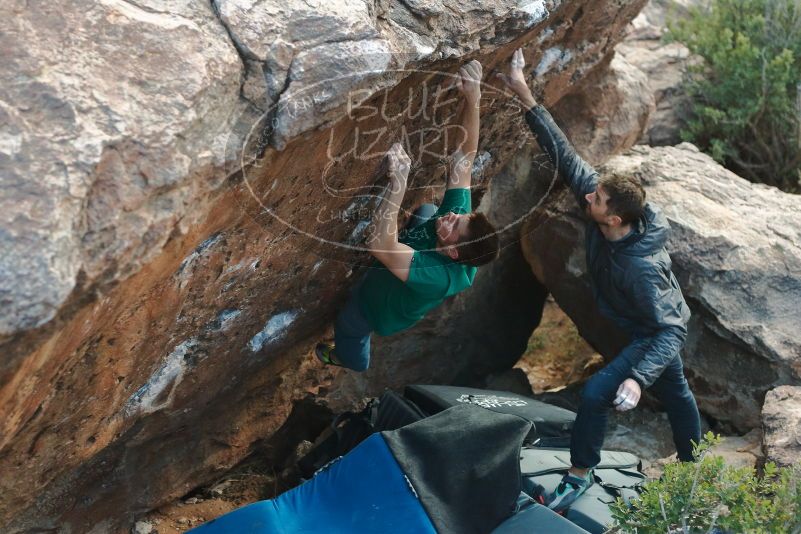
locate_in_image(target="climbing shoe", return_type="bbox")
[315,343,343,367]
[546,470,593,513]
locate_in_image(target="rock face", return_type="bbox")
[762,386,801,468]
[617,41,692,146]
[0,0,244,338]
[616,0,700,146]
[0,0,649,530]
[523,143,801,430]
[710,429,763,470]
[549,53,655,166]
[641,428,763,479]
[213,0,556,148]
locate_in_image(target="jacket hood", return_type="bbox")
[613,203,669,256]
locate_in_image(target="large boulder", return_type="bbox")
[642,428,763,479]
[616,40,693,146]
[0,0,650,530]
[0,0,245,339]
[616,0,703,146]
[762,386,801,468]
[549,53,655,166]
[523,143,801,430]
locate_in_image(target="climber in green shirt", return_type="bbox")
[316,60,501,371]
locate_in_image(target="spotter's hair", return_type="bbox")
[598,173,646,225]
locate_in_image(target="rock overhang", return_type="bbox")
[0,0,653,529]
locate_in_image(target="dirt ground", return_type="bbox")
[137,449,305,533]
[515,296,605,393]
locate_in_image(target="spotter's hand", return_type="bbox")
[613,379,642,412]
[495,48,537,108]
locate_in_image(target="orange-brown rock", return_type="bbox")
[0,0,647,530]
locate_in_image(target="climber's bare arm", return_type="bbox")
[448,60,482,191]
[368,143,414,282]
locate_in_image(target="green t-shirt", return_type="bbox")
[358,188,478,336]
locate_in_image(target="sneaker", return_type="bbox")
[547,471,593,513]
[315,343,342,367]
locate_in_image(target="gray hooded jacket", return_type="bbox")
[525,105,691,388]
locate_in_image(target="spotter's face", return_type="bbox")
[585,185,611,224]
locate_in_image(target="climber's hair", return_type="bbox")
[454,213,500,266]
[598,173,646,225]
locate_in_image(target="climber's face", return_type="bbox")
[435,211,471,249]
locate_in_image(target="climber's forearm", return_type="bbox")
[448,102,479,190]
[368,184,406,253]
[457,96,480,159]
[367,142,414,281]
[368,185,414,281]
[446,60,482,190]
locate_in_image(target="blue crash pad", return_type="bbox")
[190,433,436,534]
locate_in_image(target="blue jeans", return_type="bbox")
[570,342,701,468]
[334,203,439,371]
[333,279,372,371]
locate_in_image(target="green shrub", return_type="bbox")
[610,433,801,533]
[667,0,801,192]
